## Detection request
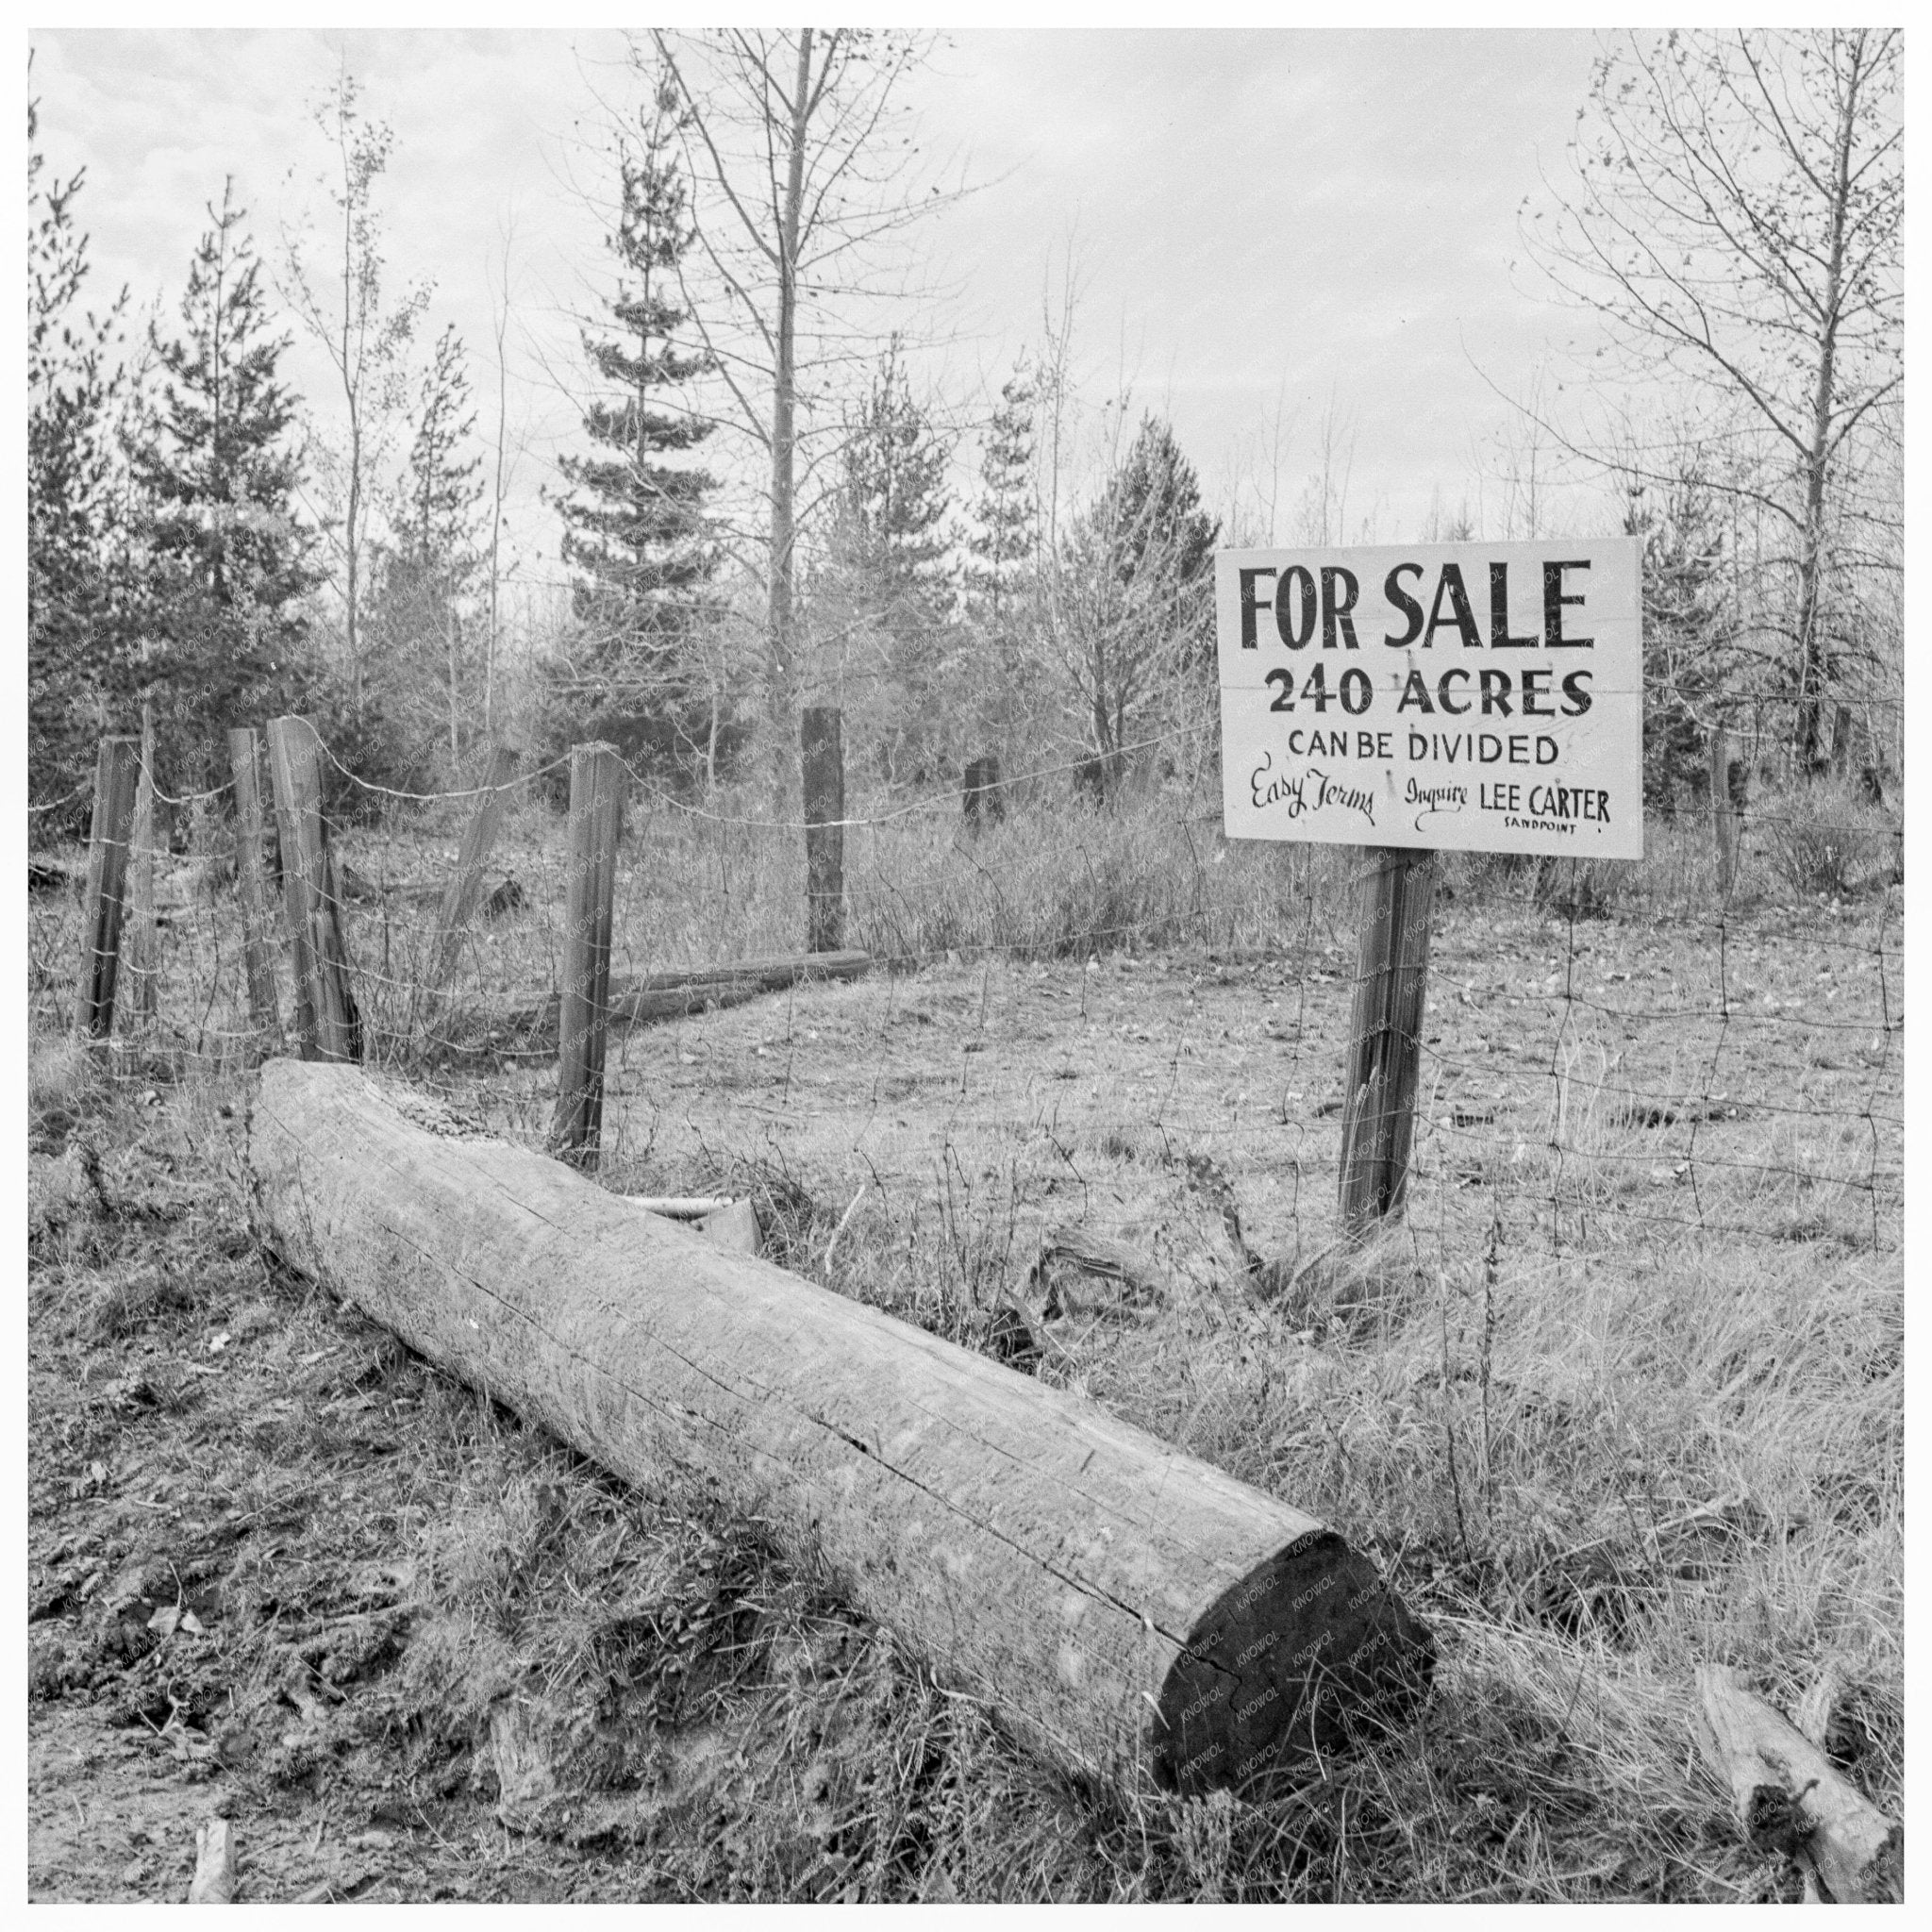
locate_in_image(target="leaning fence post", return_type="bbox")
[75,736,141,1042]
[802,706,845,954]
[227,726,285,1059]
[125,701,160,1025]
[428,741,520,995]
[1338,846,1438,1236]
[550,741,625,1168]
[265,714,361,1062]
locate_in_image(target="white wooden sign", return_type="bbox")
[1215,539,1642,858]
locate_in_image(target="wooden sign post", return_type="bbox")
[1215,538,1643,1237]
[1338,847,1438,1235]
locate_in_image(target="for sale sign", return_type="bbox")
[1215,539,1642,858]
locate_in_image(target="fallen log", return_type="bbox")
[1690,1662,1902,1903]
[249,1060,1431,1794]
[501,949,874,1041]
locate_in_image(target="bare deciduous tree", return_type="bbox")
[647,27,958,783]
[282,69,430,724]
[1530,28,1902,770]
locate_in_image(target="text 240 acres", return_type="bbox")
[1237,558,1601,721]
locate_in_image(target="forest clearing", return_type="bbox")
[27,24,1902,1907]
[25,766,1903,1902]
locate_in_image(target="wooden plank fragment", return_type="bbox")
[188,1816,236,1903]
[428,741,520,993]
[1691,1662,1902,1903]
[249,1058,1434,1795]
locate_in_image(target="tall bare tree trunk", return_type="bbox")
[487,230,512,741]
[1794,61,1858,774]
[342,192,363,726]
[766,27,811,804]
[447,599,460,765]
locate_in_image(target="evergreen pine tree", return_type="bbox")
[126,180,316,787]
[28,90,128,816]
[831,338,953,625]
[967,359,1038,632]
[367,324,486,764]
[1624,462,1734,817]
[1051,415,1220,800]
[819,337,955,783]
[542,75,720,788]
[1098,415,1217,616]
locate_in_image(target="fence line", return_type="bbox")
[28,712,1903,1281]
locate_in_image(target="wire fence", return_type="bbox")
[27,720,1903,1299]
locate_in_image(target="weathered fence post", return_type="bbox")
[227,726,285,1058]
[428,741,520,994]
[265,714,361,1062]
[803,706,845,954]
[963,753,1005,831]
[550,741,625,1167]
[75,736,141,1041]
[1709,724,1740,898]
[1339,846,1438,1236]
[125,702,160,1025]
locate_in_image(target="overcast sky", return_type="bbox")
[29,26,1618,596]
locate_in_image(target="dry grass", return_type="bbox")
[26,774,1903,1901]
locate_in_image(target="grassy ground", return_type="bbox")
[25,780,1902,1901]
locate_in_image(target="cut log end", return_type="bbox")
[1156,1531,1434,1792]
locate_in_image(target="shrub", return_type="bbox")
[527,642,753,810]
[1757,779,1897,897]
[294,681,442,827]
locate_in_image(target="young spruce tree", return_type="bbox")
[819,337,954,783]
[127,179,314,789]
[29,89,129,814]
[544,75,720,791]
[367,324,485,765]
[968,358,1038,633]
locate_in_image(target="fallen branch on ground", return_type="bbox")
[1690,1661,1902,1903]
[492,950,874,1044]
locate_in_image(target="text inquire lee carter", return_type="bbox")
[1215,539,1642,859]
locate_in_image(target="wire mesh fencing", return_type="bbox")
[26,715,1903,1282]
